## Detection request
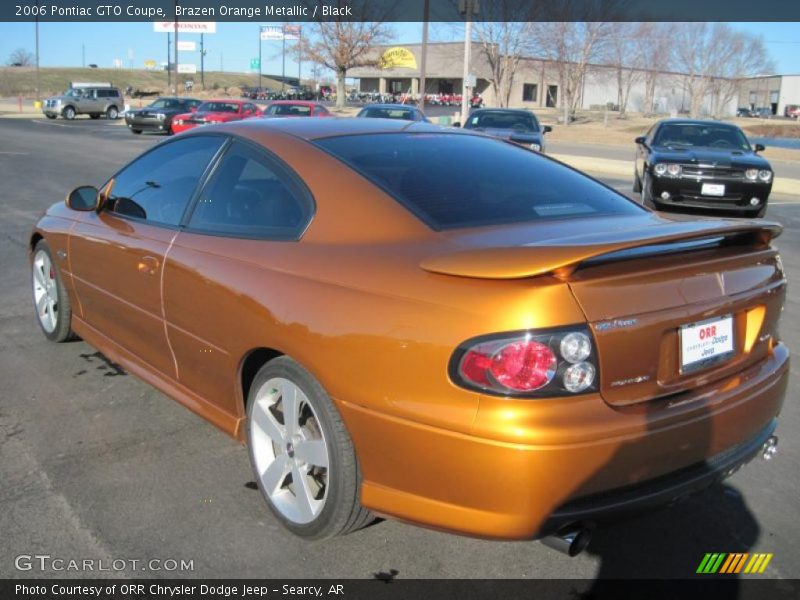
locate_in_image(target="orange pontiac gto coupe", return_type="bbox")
[30,119,787,552]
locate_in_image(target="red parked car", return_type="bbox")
[171,99,261,134]
[261,100,333,118]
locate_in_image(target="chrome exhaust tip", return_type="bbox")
[541,525,592,557]
[761,435,778,461]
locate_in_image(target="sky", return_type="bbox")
[1,21,798,78]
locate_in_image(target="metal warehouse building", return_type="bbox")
[350,42,739,116]
[737,75,800,117]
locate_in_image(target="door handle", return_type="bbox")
[137,255,160,275]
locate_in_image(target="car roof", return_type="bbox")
[361,104,417,110]
[202,99,244,104]
[269,100,318,106]
[210,117,459,141]
[470,108,533,115]
[654,118,740,127]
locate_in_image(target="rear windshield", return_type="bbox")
[198,102,240,113]
[360,107,417,120]
[267,104,311,116]
[467,111,539,132]
[314,133,643,230]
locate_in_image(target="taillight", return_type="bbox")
[450,327,599,397]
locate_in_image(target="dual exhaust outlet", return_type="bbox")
[541,435,779,557]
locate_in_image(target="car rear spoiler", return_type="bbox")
[420,221,782,280]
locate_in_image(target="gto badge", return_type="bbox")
[596,318,638,332]
[610,375,651,387]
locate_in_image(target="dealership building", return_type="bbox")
[350,42,738,116]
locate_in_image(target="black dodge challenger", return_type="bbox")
[634,119,773,217]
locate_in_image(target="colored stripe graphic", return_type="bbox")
[699,553,773,574]
[720,553,749,574]
[744,553,774,574]
[697,553,728,574]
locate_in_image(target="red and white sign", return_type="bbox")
[153,22,217,34]
[680,315,734,371]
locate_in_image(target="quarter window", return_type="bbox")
[106,136,225,226]
[187,141,313,239]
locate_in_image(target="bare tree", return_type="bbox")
[605,23,643,116]
[672,23,773,118]
[633,23,675,115]
[530,22,612,122]
[302,2,392,108]
[8,48,35,67]
[472,22,537,107]
[707,28,773,117]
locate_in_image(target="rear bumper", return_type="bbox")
[541,418,777,536]
[341,343,788,540]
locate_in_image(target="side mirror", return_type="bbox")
[543,125,552,134]
[66,186,99,211]
[452,122,461,128]
[755,143,765,153]
[190,106,198,112]
[634,136,647,145]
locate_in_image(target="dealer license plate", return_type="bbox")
[701,183,725,196]
[680,315,734,372]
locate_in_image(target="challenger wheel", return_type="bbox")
[246,356,372,539]
[31,240,73,342]
[641,172,657,209]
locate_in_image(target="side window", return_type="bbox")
[107,136,225,227]
[187,141,313,240]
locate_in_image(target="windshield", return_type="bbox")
[466,111,539,132]
[315,133,642,230]
[653,123,751,151]
[148,98,182,109]
[267,104,312,116]
[198,102,240,113]
[360,107,417,120]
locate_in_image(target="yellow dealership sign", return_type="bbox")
[379,47,417,70]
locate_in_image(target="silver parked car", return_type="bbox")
[42,86,123,120]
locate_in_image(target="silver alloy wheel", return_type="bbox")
[249,377,329,524]
[32,249,58,333]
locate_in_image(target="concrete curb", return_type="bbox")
[550,153,800,198]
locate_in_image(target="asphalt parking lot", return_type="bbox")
[0,117,798,582]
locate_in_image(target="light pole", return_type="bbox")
[35,0,40,103]
[167,32,171,91]
[173,1,178,94]
[200,34,205,88]
[258,27,263,92]
[460,0,473,126]
[419,0,429,113]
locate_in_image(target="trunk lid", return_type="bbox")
[425,216,785,406]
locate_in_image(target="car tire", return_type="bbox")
[31,240,74,343]
[641,172,657,209]
[45,113,57,119]
[632,168,642,193]
[106,106,119,120]
[246,356,372,539]
[62,106,76,120]
[131,129,142,135]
